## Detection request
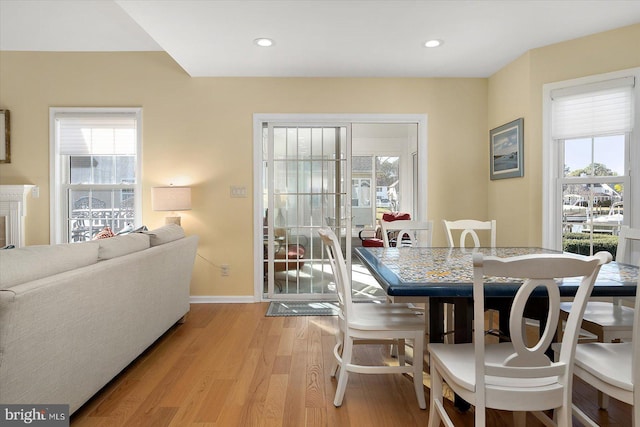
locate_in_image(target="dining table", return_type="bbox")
[354,246,639,409]
[355,246,638,338]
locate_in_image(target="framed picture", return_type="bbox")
[0,110,9,164]
[490,117,523,180]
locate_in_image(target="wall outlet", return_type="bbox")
[221,264,230,276]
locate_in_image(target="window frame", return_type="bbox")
[49,107,143,244]
[542,68,640,250]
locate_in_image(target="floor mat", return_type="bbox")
[266,301,339,317]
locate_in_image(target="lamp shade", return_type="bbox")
[152,186,191,211]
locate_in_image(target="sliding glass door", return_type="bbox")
[263,124,351,299]
[256,115,427,302]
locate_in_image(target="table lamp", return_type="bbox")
[151,186,191,225]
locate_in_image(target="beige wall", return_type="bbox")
[3,23,637,297]
[0,52,487,296]
[487,23,640,247]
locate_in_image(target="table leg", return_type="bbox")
[429,298,445,343]
[453,299,473,343]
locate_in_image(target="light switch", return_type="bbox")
[230,186,247,198]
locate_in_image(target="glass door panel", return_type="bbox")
[264,125,350,299]
[376,156,400,217]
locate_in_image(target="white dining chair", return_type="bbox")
[317,227,427,409]
[380,219,433,356]
[428,251,611,427]
[380,219,433,248]
[442,219,498,340]
[566,267,639,427]
[443,219,496,248]
[558,225,639,408]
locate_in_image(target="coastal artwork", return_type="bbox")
[490,118,523,180]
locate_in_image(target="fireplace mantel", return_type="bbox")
[0,185,35,248]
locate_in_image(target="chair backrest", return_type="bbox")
[318,227,353,321]
[443,219,496,248]
[471,251,611,402]
[616,225,640,266]
[380,220,433,248]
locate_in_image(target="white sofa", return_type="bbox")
[0,224,198,414]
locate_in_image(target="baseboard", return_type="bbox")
[189,295,257,304]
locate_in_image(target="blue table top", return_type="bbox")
[355,247,639,298]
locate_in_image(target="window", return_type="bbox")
[352,178,371,207]
[543,70,639,255]
[50,108,142,243]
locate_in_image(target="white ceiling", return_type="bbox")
[1,0,639,78]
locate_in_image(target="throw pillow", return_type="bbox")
[93,226,115,240]
[382,212,411,222]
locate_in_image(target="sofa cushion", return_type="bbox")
[144,224,185,246]
[98,233,151,260]
[0,242,99,289]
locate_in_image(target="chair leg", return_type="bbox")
[397,339,406,366]
[334,336,353,407]
[513,411,526,427]
[412,333,426,409]
[555,400,572,427]
[475,403,486,426]
[330,356,340,377]
[428,361,444,427]
[389,342,398,358]
[597,392,609,410]
[330,339,342,378]
[444,304,454,344]
[330,323,344,378]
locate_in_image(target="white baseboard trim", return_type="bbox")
[189,295,258,304]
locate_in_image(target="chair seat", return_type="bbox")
[428,342,560,393]
[560,301,634,342]
[561,301,635,327]
[573,342,633,392]
[349,304,425,331]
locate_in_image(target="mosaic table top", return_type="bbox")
[355,247,638,298]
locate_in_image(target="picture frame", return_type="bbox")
[0,110,10,164]
[490,117,523,180]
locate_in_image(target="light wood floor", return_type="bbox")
[71,303,632,426]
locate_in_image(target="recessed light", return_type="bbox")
[424,39,443,48]
[254,38,274,47]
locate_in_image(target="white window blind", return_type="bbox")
[56,113,137,155]
[551,77,635,140]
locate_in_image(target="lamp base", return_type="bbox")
[165,216,181,226]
